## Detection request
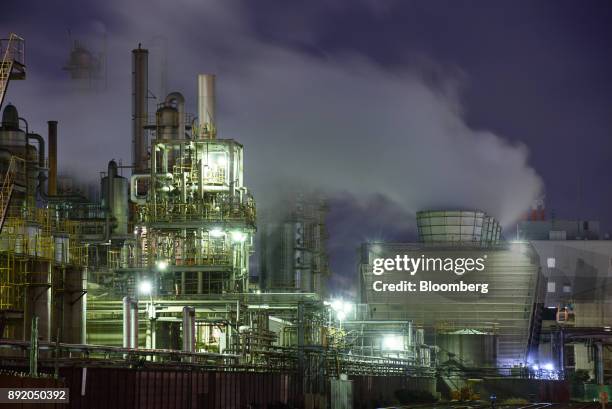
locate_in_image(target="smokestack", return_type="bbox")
[47,121,57,196]
[198,74,216,138]
[132,46,148,171]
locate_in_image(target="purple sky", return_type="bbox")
[3,0,612,296]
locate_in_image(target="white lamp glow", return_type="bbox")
[210,228,224,238]
[231,231,246,243]
[139,280,152,295]
[382,334,404,351]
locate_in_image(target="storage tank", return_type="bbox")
[54,236,69,264]
[155,105,179,140]
[101,164,129,236]
[0,104,40,203]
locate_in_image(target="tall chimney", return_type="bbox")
[47,121,57,196]
[132,46,148,171]
[198,74,216,139]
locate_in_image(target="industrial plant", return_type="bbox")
[1,31,612,409]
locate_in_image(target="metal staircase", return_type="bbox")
[0,33,26,109]
[0,156,24,233]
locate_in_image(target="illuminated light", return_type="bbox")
[139,280,152,295]
[210,228,224,238]
[329,299,354,321]
[532,364,539,371]
[255,289,261,294]
[217,156,227,167]
[231,231,247,243]
[543,362,554,371]
[382,335,404,350]
[156,260,168,271]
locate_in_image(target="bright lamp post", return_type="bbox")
[328,299,354,329]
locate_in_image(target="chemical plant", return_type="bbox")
[1,32,612,408]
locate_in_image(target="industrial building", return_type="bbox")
[517,216,612,385]
[259,191,331,296]
[359,210,542,369]
[2,31,609,407]
[0,34,440,408]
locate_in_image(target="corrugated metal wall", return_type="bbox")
[58,367,301,409]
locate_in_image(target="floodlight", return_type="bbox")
[139,280,152,295]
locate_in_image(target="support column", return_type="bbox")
[122,296,138,348]
[596,342,604,385]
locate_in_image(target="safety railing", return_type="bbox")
[139,201,256,225]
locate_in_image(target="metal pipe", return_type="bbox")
[47,121,57,195]
[132,46,148,172]
[29,316,39,376]
[104,160,118,241]
[197,74,215,139]
[182,306,195,354]
[26,132,45,168]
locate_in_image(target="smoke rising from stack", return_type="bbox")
[5,0,543,289]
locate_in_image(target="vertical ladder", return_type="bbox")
[0,33,26,109]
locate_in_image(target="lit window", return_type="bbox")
[547,257,556,268]
[563,284,571,293]
[547,282,556,293]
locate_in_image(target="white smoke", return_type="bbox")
[5,0,542,229]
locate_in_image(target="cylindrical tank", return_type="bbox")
[24,264,51,342]
[437,332,498,368]
[120,243,130,268]
[54,236,69,264]
[26,225,41,256]
[0,104,40,204]
[198,74,216,138]
[155,105,179,140]
[101,175,129,236]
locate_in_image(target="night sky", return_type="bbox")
[3,1,612,296]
